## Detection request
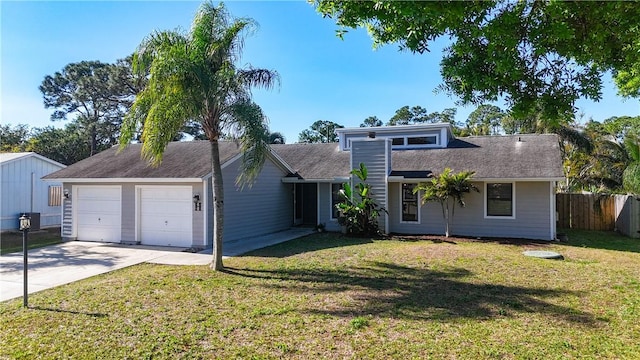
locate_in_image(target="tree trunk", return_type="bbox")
[209,140,224,270]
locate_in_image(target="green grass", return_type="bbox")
[0,228,62,255]
[1,232,640,359]
[561,228,640,253]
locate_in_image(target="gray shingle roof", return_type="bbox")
[270,143,351,180]
[392,134,564,179]
[44,134,564,181]
[43,141,242,179]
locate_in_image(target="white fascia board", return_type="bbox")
[476,177,565,182]
[44,178,204,183]
[387,177,431,183]
[335,123,452,134]
[281,177,349,183]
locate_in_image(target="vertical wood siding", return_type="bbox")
[1,156,64,230]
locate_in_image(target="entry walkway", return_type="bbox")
[0,228,314,302]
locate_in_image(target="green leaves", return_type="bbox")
[314,0,640,123]
[336,163,385,236]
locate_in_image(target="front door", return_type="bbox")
[294,183,317,226]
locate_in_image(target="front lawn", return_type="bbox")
[0,228,62,255]
[1,231,639,359]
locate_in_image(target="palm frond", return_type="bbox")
[228,100,269,187]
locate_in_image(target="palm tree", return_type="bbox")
[622,134,640,194]
[120,2,279,270]
[414,168,479,237]
[268,132,286,144]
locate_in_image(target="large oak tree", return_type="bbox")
[314,1,640,124]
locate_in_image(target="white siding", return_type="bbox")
[0,155,65,230]
[388,181,555,240]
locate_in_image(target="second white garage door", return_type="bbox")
[139,186,193,247]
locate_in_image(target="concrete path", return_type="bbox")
[1,228,314,302]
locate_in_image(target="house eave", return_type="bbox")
[282,177,350,183]
[43,177,205,183]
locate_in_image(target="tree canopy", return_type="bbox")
[314,1,640,123]
[40,60,139,155]
[298,120,343,143]
[120,1,278,270]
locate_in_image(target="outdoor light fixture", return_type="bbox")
[19,213,31,308]
[19,213,31,231]
[63,189,70,199]
[193,194,200,202]
[193,194,202,211]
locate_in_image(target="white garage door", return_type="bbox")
[76,186,122,243]
[139,186,192,247]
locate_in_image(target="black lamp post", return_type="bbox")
[19,213,30,308]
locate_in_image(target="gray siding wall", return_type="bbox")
[62,182,203,245]
[220,156,293,243]
[388,181,554,240]
[121,184,136,242]
[1,157,64,230]
[351,139,389,232]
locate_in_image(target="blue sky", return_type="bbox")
[2,1,638,144]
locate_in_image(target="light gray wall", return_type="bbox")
[220,155,293,243]
[388,181,554,240]
[1,156,64,230]
[351,139,389,232]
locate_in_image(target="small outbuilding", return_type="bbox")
[0,152,66,231]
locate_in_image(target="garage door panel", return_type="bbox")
[77,213,120,227]
[76,200,120,213]
[139,186,192,247]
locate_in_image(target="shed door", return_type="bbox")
[139,186,192,247]
[76,186,121,243]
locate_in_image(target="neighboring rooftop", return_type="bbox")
[0,152,66,168]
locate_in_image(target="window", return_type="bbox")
[486,183,514,217]
[392,138,404,146]
[331,183,342,219]
[407,136,436,145]
[48,185,62,206]
[401,183,419,222]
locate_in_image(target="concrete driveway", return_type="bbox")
[0,241,210,302]
[0,228,314,302]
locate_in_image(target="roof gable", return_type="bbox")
[0,152,66,169]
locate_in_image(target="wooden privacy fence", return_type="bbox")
[556,193,616,231]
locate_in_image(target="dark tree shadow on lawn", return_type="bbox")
[559,229,640,253]
[224,261,600,325]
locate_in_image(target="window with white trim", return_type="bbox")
[401,183,419,222]
[331,183,342,219]
[486,183,514,217]
[48,185,62,206]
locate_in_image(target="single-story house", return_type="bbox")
[1,152,66,231]
[43,123,564,246]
